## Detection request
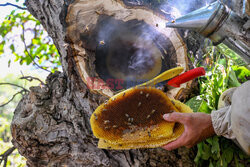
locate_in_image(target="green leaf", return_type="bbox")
[10,44,15,52]
[206,138,213,145]
[185,96,212,113]
[0,41,5,55]
[32,38,41,45]
[218,59,226,66]
[209,161,214,167]
[238,151,245,160]
[201,143,212,160]
[185,96,203,113]
[228,69,241,87]
[232,66,250,82]
[222,147,234,163]
[211,136,220,154]
[8,60,11,67]
[234,155,240,167]
[199,101,212,113]
[194,143,203,164]
[222,157,228,167]
[216,158,222,167]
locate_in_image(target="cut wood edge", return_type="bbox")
[66,0,188,98]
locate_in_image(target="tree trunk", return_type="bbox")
[11,0,203,166]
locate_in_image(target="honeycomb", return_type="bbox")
[90,87,182,144]
[97,99,193,150]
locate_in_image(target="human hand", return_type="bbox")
[162,112,215,151]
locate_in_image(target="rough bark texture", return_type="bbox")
[11,0,204,166]
[11,71,196,166]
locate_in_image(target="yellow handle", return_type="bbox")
[137,67,184,87]
[113,67,184,96]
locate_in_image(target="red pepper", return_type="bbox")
[167,67,206,87]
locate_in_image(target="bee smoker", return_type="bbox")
[166,0,250,64]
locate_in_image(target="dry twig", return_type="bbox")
[0,147,16,167]
[0,83,29,108]
[20,76,45,85]
[0,3,27,10]
[0,83,29,92]
[0,90,27,107]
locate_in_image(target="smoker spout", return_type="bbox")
[166,2,220,31]
[166,1,250,64]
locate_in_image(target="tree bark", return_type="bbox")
[11,0,202,166]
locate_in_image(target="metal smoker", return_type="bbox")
[166,0,250,64]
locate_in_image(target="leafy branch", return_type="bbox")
[186,43,250,166]
[0,3,27,10]
[0,147,16,167]
[21,23,51,73]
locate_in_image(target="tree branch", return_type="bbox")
[20,76,45,85]
[0,83,29,92]
[0,3,27,10]
[0,90,26,108]
[21,23,51,73]
[0,147,16,167]
[0,83,29,107]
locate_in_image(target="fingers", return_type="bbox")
[162,133,195,150]
[162,113,213,151]
[162,132,187,151]
[162,113,193,150]
[185,145,194,149]
[163,112,189,124]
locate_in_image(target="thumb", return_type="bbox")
[163,112,188,124]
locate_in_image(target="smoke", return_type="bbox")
[95,15,161,81]
[125,0,143,6]
[96,19,117,44]
[95,0,222,84]
[160,0,216,18]
[127,41,154,74]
